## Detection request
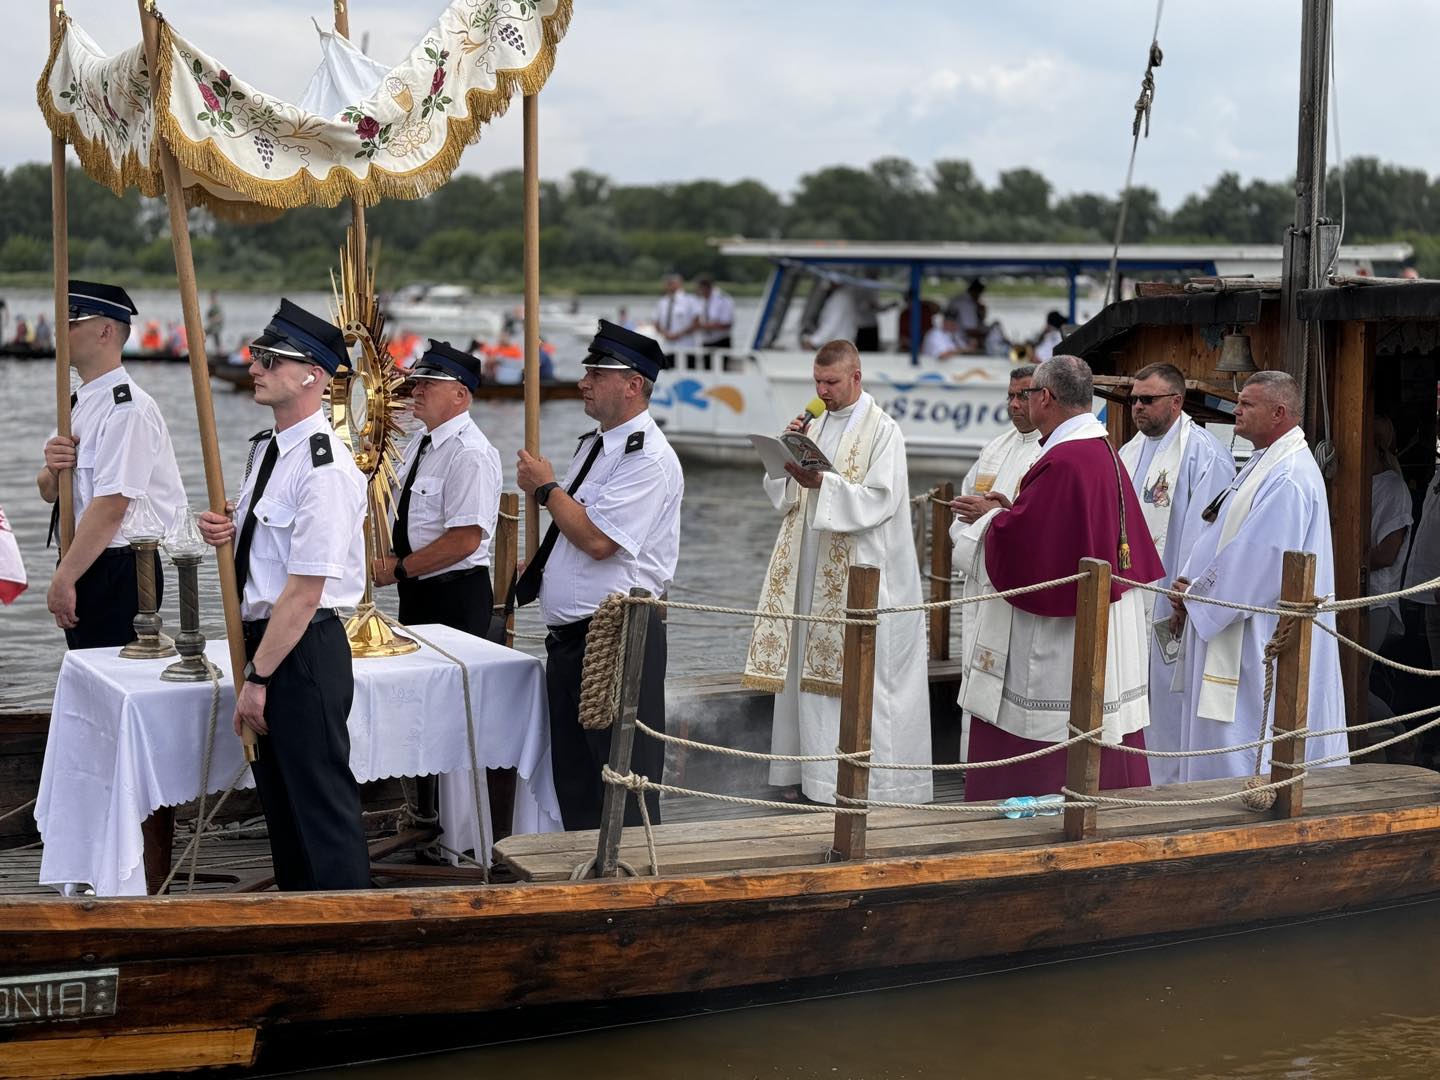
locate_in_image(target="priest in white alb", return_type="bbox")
[746,340,932,806]
[1169,370,1348,781]
[953,356,1165,800]
[1118,362,1235,784]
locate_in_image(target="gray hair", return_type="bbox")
[1008,364,1037,382]
[639,375,654,401]
[1033,355,1093,408]
[1245,369,1302,414]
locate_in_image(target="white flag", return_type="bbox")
[0,502,27,605]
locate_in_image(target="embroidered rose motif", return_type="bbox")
[355,115,380,140]
[431,68,446,96]
[199,83,221,112]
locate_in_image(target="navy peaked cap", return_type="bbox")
[410,339,482,391]
[252,298,349,375]
[68,280,138,325]
[584,319,667,381]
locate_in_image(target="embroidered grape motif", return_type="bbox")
[253,132,275,170]
[497,23,526,54]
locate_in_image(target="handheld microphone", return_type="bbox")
[793,397,825,431]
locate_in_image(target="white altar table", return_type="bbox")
[35,624,560,896]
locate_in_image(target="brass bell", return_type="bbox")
[1216,331,1258,375]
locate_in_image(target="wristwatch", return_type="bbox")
[535,481,560,507]
[393,557,411,581]
[241,660,271,687]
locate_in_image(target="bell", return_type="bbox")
[1216,331,1258,375]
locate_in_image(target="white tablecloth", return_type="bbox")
[35,624,561,896]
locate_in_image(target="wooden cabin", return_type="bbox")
[1062,278,1440,736]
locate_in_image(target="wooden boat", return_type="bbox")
[206,359,583,401]
[0,343,188,362]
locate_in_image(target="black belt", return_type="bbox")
[242,608,338,641]
[405,566,488,587]
[93,547,138,562]
[546,616,593,644]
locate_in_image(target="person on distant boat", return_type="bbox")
[895,291,942,355]
[139,320,163,353]
[11,315,30,346]
[616,305,635,331]
[652,272,702,352]
[953,355,1162,800]
[694,273,735,349]
[1168,370,1349,781]
[33,314,53,352]
[1032,311,1066,362]
[36,280,186,649]
[204,291,225,353]
[514,320,683,830]
[947,278,989,352]
[1117,363,1235,785]
[746,340,932,806]
[801,284,859,351]
[920,312,969,359]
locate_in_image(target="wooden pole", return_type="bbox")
[929,482,953,661]
[1063,557,1112,841]
[1270,550,1316,818]
[1332,320,1371,740]
[493,492,519,646]
[594,588,653,878]
[49,1,75,552]
[137,2,254,761]
[331,1,367,276]
[522,94,541,560]
[830,565,881,861]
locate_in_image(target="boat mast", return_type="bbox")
[1279,0,1334,416]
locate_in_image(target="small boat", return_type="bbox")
[382,283,504,338]
[0,342,189,363]
[206,358,582,401]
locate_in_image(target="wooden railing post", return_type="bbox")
[831,565,881,861]
[492,492,519,646]
[929,482,953,661]
[594,588,653,878]
[1270,550,1316,818]
[1064,557,1112,841]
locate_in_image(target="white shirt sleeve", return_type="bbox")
[90,404,162,500]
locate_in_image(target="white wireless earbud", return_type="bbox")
[301,373,316,387]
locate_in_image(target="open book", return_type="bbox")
[748,431,836,481]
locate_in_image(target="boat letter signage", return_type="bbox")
[0,969,118,1024]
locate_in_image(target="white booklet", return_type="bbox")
[748,432,836,481]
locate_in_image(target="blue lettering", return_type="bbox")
[911,398,928,421]
[886,397,908,420]
[929,402,950,423]
[952,403,973,430]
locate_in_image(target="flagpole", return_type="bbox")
[522,93,540,559]
[137,0,255,761]
[48,0,75,552]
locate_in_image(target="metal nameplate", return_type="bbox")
[0,969,118,1025]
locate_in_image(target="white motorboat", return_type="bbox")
[382,284,503,339]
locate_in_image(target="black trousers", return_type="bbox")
[855,326,880,352]
[545,610,666,831]
[245,616,370,891]
[65,547,163,650]
[396,566,493,639]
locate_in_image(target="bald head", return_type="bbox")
[812,339,862,411]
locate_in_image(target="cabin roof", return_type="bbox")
[1060,290,1266,361]
[1297,281,1440,322]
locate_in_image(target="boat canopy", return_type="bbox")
[39,0,572,220]
[720,238,1414,364]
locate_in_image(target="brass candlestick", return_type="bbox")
[161,507,211,681]
[119,496,175,660]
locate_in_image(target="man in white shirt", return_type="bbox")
[947,278,988,352]
[652,272,702,351]
[920,313,969,359]
[374,340,502,639]
[36,280,186,649]
[515,320,684,829]
[199,299,370,891]
[695,274,735,348]
[801,284,860,351]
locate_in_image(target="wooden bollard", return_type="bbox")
[594,588,654,878]
[831,565,881,861]
[1063,558,1113,841]
[1269,550,1316,818]
[493,491,520,646]
[929,482,953,661]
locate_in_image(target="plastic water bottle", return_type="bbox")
[1001,794,1065,819]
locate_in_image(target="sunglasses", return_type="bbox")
[1130,392,1180,406]
[251,344,310,371]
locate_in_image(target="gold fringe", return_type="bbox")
[150,1,573,213]
[740,674,786,695]
[800,677,844,699]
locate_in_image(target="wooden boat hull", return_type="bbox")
[4,794,1440,1077]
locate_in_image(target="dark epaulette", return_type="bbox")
[249,428,272,443]
[576,429,598,454]
[112,384,132,405]
[310,431,334,467]
[624,430,645,454]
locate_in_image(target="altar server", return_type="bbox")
[36,280,187,649]
[953,355,1164,800]
[1169,370,1349,781]
[515,320,684,830]
[198,299,370,891]
[1118,363,1235,784]
[374,339,501,638]
[745,340,932,806]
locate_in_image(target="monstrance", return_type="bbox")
[326,229,420,657]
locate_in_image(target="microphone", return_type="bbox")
[793,397,825,431]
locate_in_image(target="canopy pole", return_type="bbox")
[332,1,367,273]
[49,0,75,552]
[522,93,541,559]
[137,0,255,762]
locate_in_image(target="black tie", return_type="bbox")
[46,392,79,549]
[512,432,606,607]
[233,438,280,600]
[391,434,431,560]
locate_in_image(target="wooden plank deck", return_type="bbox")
[496,764,1440,881]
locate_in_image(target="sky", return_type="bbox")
[3,1,1436,211]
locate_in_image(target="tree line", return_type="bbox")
[0,155,1436,292]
